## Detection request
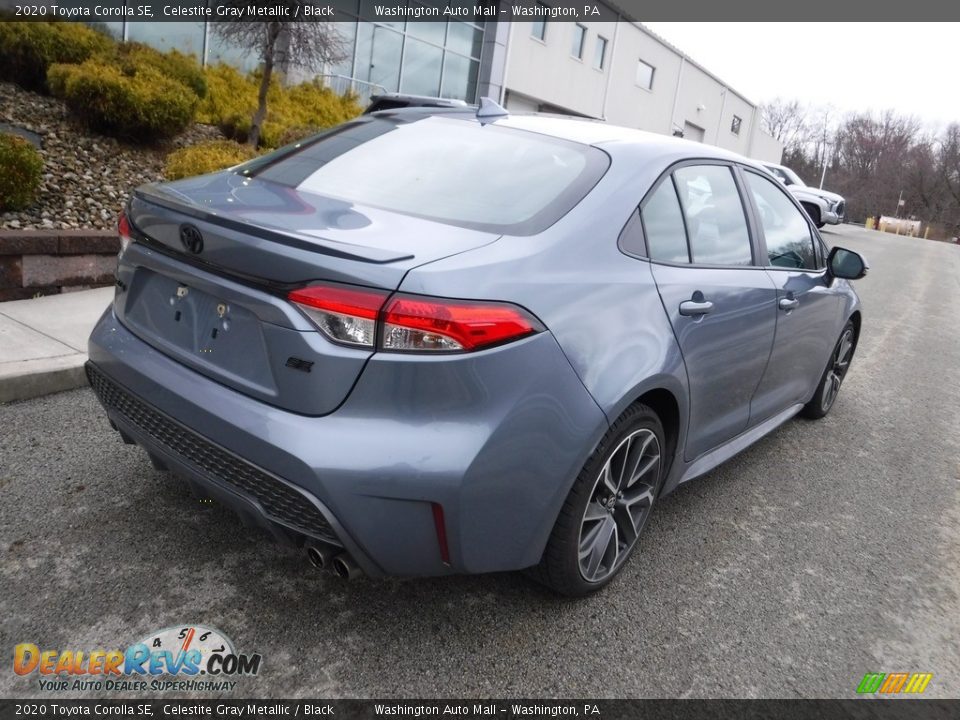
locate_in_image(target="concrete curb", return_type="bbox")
[0,286,112,405]
[0,355,88,404]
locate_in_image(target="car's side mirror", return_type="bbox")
[827,246,868,280]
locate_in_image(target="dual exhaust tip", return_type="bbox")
[305,542,362,580]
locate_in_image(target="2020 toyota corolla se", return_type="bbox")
[87,106,867,596]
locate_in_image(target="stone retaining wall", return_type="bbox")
[0,230,118,301]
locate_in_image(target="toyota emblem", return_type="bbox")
[179,224,204,254]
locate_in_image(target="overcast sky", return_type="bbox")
[643,23,960,130]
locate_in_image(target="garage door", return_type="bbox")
[683,121,705,142]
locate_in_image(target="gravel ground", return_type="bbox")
[1,225,958,699]
[0,82,221,231]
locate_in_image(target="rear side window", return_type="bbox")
[643,179,689,263]
[238,115,609,235]
[744,171,817,270]
[674,165,753,266]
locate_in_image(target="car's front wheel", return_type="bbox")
[802,320,857,419]
[530,403,664,596]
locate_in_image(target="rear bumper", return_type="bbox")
[88,306,607,577]
[85,361,374,563]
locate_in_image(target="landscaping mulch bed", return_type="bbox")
[0,81,222,231]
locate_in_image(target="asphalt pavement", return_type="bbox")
[1,224,959,699]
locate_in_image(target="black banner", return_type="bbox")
[2,0,960,22]
[0,0,624,24]
[1,700,960,720]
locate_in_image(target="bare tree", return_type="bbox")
[833,110,922,218]
[936,124,960,233]
[212,4,346,148]
[940,124,960,206]
[760,98,808,150]
[767,98,959,235]
[807,105,836,184]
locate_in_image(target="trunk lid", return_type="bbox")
[117,172,500,415]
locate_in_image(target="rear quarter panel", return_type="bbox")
[399,143,692,489]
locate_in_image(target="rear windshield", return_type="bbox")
[237,115,609,235]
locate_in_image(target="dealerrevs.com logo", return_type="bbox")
[13,625,262,693]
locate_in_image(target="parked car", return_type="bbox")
[762,162,846,228]
[88,104,867,596]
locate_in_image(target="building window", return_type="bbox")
[594,36,608,70]
[127,22,205,58]
[571,24,586,59]
[446,21,483,59]
[440,52,479,103]
[106,17,486,105]
[636,59,655,90]
[401,37,444,98]
[731,115,743,135]
[89,22,123,41]
[355,23,404,93]
[531,6,548,41]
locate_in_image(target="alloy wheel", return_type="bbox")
[822,327,855,412]
[578,428,661,583]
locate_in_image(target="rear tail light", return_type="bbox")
[117,211,133,255]
[382,295,541,352]
[288,284,389,348]
[288,284,542,352]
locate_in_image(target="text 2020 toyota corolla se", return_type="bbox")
[87,106,867,596]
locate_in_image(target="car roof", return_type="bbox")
[369,106,762,168]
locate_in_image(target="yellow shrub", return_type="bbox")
[196,64,259,126]
[0,133,43,211]
[46,62,74,99]
[106,42,207,99]
[282,80,363,130]
[164,140,258,180]
[49,60,198,141]
[0,21,113,92]
[197,64,362,148]
[258,120,288,149]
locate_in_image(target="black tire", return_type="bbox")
[528,403,665,597]
[802,320,856,419]
[801,202,822,228]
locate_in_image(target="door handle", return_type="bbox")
[679,300,714,316]
[779,297,799,311]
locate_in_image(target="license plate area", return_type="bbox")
[123,268,275,392]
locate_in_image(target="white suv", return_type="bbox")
[763,163,845,228]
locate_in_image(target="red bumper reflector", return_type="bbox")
[431,502,451,566]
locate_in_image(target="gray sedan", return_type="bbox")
[87,104,867,596]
